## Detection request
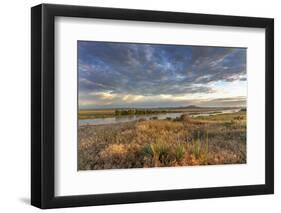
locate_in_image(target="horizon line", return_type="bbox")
[79,105,246,110]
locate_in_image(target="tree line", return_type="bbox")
[115,109,168,116]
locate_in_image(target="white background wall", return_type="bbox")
[0,0,279,212]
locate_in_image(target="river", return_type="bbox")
[79,109,240,126]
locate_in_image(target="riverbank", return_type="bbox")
[79,107,241,120]
[79,108,241,126]
[78,111,246,170]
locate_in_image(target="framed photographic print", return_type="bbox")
[31,3,274,209]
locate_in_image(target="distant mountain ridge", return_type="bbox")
[181,105,201,109]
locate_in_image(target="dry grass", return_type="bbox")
[78,112,246,170]
[79,109,115,119]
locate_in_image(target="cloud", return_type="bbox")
[198,96,246,107]
[78,41,246,108]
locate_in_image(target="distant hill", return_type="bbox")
[182,105,202,109]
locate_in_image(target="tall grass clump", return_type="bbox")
[175,144,185,161]
[193,131,201,159]
[191,130,209,164]
[151,141,170,164]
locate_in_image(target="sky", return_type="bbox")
[78,41,247,109]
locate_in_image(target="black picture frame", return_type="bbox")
[31,3,274,209]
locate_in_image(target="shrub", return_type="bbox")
[138,118,146,122]
[174,114,190,122]
[150,116,158,120]
[180,114,190,121]
[240,132,246,141]
[234,116,243,120]
[224,121,232,128]
[142,143,153,156]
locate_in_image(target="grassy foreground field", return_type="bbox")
[78,111,246,170]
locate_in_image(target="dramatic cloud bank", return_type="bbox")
[78,41,246,108]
